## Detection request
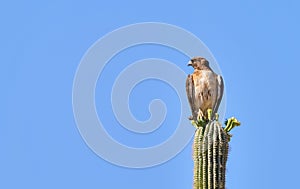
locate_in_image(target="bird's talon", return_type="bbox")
[197,109,204,122]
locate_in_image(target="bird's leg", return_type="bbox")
[224,117,241,133]
[207,109,213,121]
[214,113,219,121]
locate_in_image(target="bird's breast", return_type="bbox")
[192,70,217,108]
[193,70,217,88]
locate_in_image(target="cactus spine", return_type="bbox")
[193,120,230,189]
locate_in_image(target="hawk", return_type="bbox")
[186,57,224,121]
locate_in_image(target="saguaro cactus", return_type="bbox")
[192,112,240,189]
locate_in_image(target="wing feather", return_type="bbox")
[213,74,224,114]
[186,74,196,120]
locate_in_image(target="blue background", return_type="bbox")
[1,1,299,188]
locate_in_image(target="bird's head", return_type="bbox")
[188,57,209,70]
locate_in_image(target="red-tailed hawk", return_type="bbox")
[186,57,224,121]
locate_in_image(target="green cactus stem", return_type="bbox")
[193,120,229,189]
[192,110,240,189]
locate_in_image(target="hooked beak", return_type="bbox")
[187,61,192,66]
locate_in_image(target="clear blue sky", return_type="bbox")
[1,1,300,189]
